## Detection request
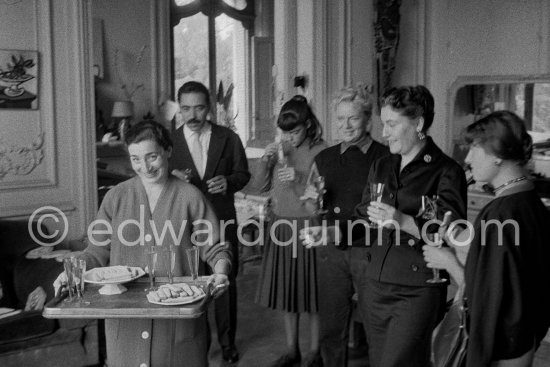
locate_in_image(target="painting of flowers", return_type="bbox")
[0,50,38,109]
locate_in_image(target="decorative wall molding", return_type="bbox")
[0,0,56,190]
[0,132,44,179]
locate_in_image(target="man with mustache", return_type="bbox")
[171,81,250,364]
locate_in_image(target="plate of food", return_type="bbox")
[84,265,145,285]
[146,283,206,305]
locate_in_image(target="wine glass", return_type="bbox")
[315,176,328,215]
[369,182,385,227]
[145,246,159,292]
[425,232,448,284]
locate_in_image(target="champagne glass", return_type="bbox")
[63,258,76,302]
[73,259,90,306]
[167,245,176,284]
[186,247,199,284]
[421,195,438,220]
[315,176,328,215]
[425,233,448,284]
[145,246,159,292]
[369,183,385,227]
[278,141,288,168]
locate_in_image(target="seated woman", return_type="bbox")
[424,111,550,367]
[55,120,231,367]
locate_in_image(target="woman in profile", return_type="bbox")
[255,96,327,367]
[424,111,550,366]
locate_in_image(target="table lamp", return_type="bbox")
[111,101,134,141]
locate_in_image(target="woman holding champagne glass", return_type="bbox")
[255,95,327,367]
[54,120,231,367]
[424,111,550,366]
[354,85,468,366]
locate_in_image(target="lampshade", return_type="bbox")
[111,101,134,118]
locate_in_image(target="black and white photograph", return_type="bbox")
[1,1,550,367]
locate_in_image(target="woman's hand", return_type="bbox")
[53,271,68,297]
[422,245,458,271]
[277,167,295,182]
[206,273,230,299]
[299,226,340,248]
[262,143,279,161]
[423,245,464,285]
[25,286,47,311]
[367,201,403,227]
[300,184,319,200]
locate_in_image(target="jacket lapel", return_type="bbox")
[203,124,227,180]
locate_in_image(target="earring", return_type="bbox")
[417,130,426,140]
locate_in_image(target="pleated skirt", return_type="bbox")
[255,215,319,313]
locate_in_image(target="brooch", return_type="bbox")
[424,154,431,163]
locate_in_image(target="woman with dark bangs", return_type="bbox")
[255,95,327,367]
[424,110,550,366]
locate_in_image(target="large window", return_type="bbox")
[171,0,254,144]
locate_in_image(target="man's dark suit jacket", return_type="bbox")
[170,123,250,222]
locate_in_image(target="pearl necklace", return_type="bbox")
[493,176,528,195]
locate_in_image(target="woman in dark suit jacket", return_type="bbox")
[355,86,467,367]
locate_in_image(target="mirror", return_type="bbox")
[449,75,550,184]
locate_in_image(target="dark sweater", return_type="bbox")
[315,140,389,246]
[465,189,550,366]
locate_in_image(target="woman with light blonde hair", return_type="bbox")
[301,84,390,367]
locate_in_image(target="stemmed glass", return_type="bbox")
[421,195,439,220]
[62,258,76,302]
[72,258,90,305]
[145,246,159,292]
[369,183,385,227]
[278,141,288,168]
[167,245,176,284]
[425,232,448,284]
[420,195,448,283]
[186,247,199,284]
[314,176,328,215]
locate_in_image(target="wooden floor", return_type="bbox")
[207,258,550,367]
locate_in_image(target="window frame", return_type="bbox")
[170,0,254,113]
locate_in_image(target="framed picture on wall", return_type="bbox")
[0,49,39,109]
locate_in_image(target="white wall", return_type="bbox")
[393,0,550,152]
[274,0,377,144]
[0,0,96,241]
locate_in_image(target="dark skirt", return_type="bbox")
[255,215,319,313]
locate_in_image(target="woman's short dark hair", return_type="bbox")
[277,95,323,147]
[380,85,435,132]
[177,81,211,107]
[464,110,533,166]
[125,120,173,151]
